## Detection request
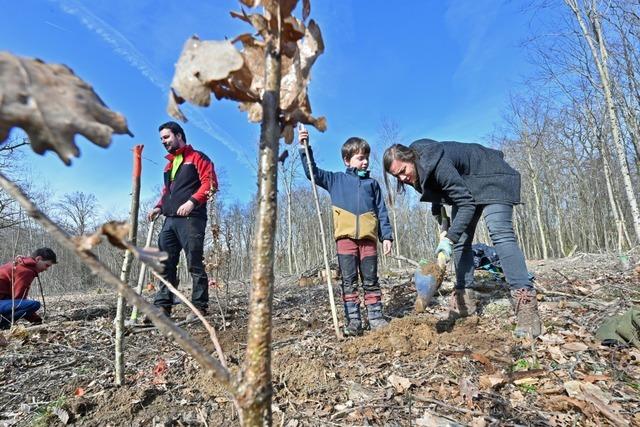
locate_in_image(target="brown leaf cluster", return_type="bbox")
[0,52,132,165]
[167,0,326,143]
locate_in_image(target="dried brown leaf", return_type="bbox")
[388,373,412,393]
[100,221,130,249]
[168,37,244,119]
[415,411,459,427]
[0,52,132,165]
[167,7,327,137]
[302,0,310,21]
[231,9,269,38]
[582,388,629,427]
[471,352,495,373]
[478,373,505,389]
[459,377,478,408]
[562,341,589,352]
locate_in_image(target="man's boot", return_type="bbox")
[449,288,479,318]
[510,288,542,338]
[142,306,172,325]
[343,301,363,337]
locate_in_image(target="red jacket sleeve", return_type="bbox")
[189,154,218,206]
[10,264,36,300]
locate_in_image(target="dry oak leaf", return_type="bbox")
[0,52,132,165]
[388,373,412,393]
[562,341,589,352]
[168,37,244,120]
[168,7,327,142]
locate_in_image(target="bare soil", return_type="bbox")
[1,252,639,426]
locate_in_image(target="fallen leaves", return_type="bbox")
[0,52,132,165]
[563,380,629,426]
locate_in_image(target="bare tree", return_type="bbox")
[55,191,99,236]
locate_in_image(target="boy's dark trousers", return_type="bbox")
[154,216,209,311]
[336,238,382,320]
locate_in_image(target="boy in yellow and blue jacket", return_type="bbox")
[299,129,393,336]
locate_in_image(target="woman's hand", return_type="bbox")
[435,235,453,258]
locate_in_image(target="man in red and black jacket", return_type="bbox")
[0,247,57,329]
[147,121,218,320]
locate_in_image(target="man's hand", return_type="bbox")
[148,207,161,221]
[298,129,309,146]
[177,200,195,216]
[383,240,392,255]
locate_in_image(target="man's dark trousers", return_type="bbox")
[155,216,209,311]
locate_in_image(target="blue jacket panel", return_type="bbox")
[300,147,393,242]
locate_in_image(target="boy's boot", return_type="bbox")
[365,291,388,330]
[449,288,479,318]
[343,298,362,337]
[510,288,542,338]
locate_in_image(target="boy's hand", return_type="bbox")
[298,129,309,146]
[383,240,392,255]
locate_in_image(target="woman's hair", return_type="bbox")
[382,144,418,195]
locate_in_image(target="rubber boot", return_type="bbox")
[366,302,389,330]
[510,288,542,338]
[343,301,363,337]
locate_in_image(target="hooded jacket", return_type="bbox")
[410,139,521,243]
[0,257,39,301]
[300,147,393,243]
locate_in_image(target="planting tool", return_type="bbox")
[414,206,450,313]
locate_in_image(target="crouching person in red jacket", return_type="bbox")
[0,248,57,329]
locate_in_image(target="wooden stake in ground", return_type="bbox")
[299,123,342,339]
[115,144,143,385]
[130,218,156,322]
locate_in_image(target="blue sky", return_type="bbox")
[1,0,540,216]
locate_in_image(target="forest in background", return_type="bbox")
[0,0,639,294]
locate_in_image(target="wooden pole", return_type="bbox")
[299,124,342,340]
[130,218,156,322]
[115,144,143,385]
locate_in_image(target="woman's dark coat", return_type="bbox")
[410,138,521,243]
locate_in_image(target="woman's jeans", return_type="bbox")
[451,204,531,290]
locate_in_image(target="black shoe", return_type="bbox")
[186,308,207,322]
[142,306,172,325]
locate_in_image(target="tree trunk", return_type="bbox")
[525,142,549,259]
[566,0,640,243]
[237,34,281,426]
[115,144,143,385]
